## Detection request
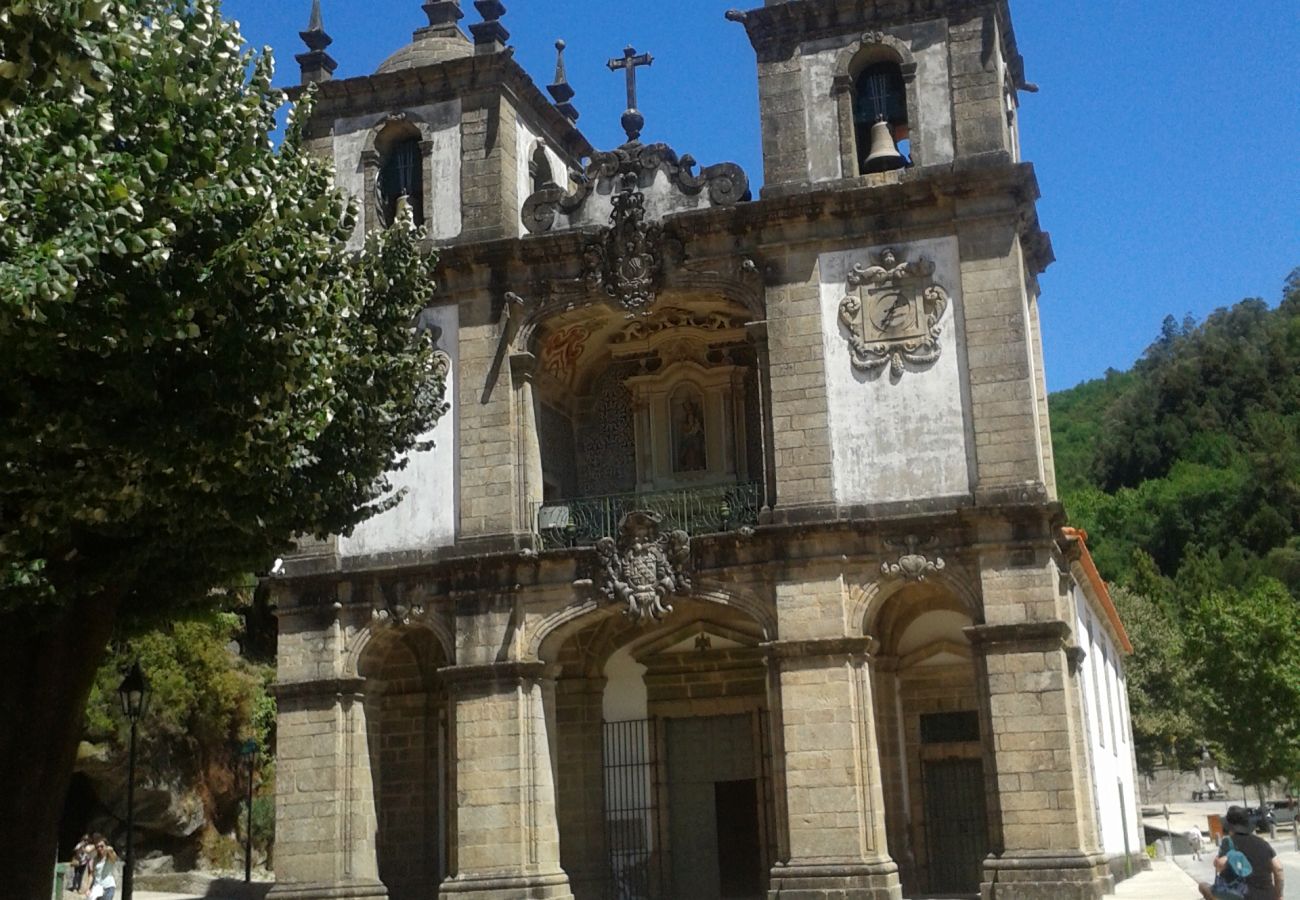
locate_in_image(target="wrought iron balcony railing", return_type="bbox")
[534,482,761,549]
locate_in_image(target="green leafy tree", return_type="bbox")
[1110,584,1200,773]
[0,2,446,893]
[1185,578,1300,791]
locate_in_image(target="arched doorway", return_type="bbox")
[357,626,450,900]
[870,582,991,898]
[543,598,775,900]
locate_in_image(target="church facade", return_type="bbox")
[268,2,1144,899]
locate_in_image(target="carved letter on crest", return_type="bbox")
[838,248,950,378]
[595,511,691,624]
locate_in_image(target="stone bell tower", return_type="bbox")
[721,2,1115,899]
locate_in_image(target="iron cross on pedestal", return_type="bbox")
[608,44,653,143]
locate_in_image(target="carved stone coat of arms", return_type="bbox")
[595,510,691,623]
[838,247,950,378]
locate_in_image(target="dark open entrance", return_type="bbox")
[922,757,988,895]
[715,779,762,898]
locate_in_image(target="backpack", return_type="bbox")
[1214,837,1253,899]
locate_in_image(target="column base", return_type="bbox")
[768,859,903,899]
[267,880,388,900]
[439,870,574,900]
[982,851,1113,900]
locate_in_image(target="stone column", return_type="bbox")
[438,662,574,900]
[269,677,387,900]
[967,621,1111,900]
[553,677,607,900]
[767,637,902,900]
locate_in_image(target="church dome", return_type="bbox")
[376,27,473,74]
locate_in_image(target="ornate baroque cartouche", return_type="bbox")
[838,247,950,378]
[583,171,682,316]
[595,510,691,624]
[880,535,945,583]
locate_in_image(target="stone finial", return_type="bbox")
[422,0,463,28]
[548,39,579,123]
[296,0,338,85]
[469,0,508,55]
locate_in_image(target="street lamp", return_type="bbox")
[238,739,258,884]
[117,662,148,900]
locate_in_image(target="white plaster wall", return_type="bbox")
[1075,594,1143,859]
[515,114,568,237]
[797,21,955,183]
[332,100,463,249]
[819,237,972,505]
[338,304,459,557]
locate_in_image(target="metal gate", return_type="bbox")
[921,758,989,895]
[603,719,663,900]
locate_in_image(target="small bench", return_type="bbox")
[1193,789,1227,801]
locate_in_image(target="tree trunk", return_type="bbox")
[0,593,119,900]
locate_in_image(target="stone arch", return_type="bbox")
[346,613,455,679]
[356,623,451,900]
[852,560,981,640]
[830,32,922,176]
[530,580,776,667]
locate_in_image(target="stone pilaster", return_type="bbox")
[767,637,902,900]
[967,620,1111,900]
[438,662,574,900]
[269,677,387,900]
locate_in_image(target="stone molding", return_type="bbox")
[271,676,367,702]
[763,635,878,661]
[435,659,549,686]
[964,620,1071,653]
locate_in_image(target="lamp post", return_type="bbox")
[239,739,258,883]
[117,662,148,900]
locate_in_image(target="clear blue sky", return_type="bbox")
[222,0,1299,392]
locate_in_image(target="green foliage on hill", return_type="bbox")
[1050,270,1300,777]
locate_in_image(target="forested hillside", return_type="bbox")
[1050,269,1300,780]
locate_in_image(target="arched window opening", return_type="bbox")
[853,61,910,174]
[530,144,555,195]
[377,136,425,228]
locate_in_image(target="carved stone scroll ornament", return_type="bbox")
[372,581,426,627]
[583,173,682,315]
[413,308,453,380]
[521,141,748,235]
[880,535,945,582]
[595,511,691,624]
[838,247,950,378]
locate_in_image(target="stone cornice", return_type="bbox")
[964,620,1071,653]
[429,154,1052,286]
[271,676,366,701]
[290,51,592,162]
[436,660,549,686]
[729,0,1024,87]
[763,636,878,661]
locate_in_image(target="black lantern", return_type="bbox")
[118,661,147,721]
[117,661,148,900]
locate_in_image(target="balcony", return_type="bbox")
[533,482,761,550]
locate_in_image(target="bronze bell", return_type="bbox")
[862,119,906,174]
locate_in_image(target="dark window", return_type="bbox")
[920,710,981,744]
[377,137,424,228]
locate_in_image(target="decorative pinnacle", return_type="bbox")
[422,0,464,28]
[469,0,508,53]
[296,0,337,84]
[607,44,653,143]
[548,39,579,123]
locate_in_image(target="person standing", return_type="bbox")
[1197,806,1284,899]
[69,834,92,893]
[86,835,118,900]
[1186,824,1205,861]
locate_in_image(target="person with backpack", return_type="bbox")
[1197,805,1284,899]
